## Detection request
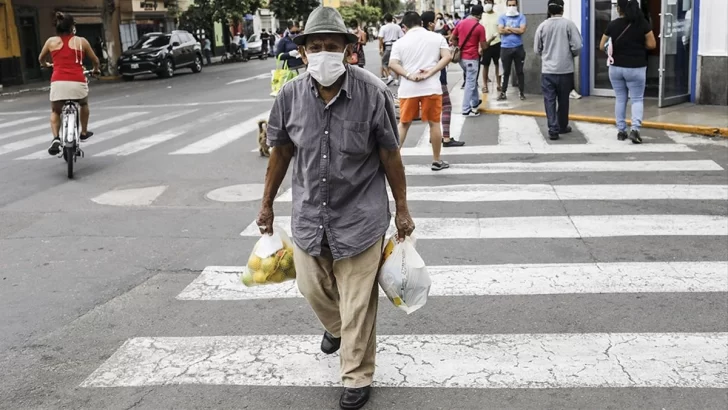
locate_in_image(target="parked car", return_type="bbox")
[117,30,203,81]
[245,34,269,60]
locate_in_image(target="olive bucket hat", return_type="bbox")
[293,6,359,46]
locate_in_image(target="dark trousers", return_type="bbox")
[541,73,574,135]
[501,45,525,94]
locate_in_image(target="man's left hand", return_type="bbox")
[395,208,415,241]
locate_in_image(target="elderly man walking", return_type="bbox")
[256,7,414,410]
[534,0,582,139]
[389,11,455,171]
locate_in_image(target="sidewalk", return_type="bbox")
[478,88,728,137]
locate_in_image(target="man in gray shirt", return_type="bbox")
[256,7,414,410]
[534,0,582,139]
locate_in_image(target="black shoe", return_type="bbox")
[617,131,629,141]
[628,129,642,144]
[431,160,450,171]
[48,138,61,156]
[519,93,526,100]
[321,331,341,354]
[462,110,480,117]
[549,133,560,140]
[80,131,94,141]
[559,126,572,134]
[340,386,371,410]
[443,139,465,147]
[497,92,507,101]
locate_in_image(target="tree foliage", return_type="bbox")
[268,0,320,23]
[338,4,382,26]
[404,0,416,12]
[212,0,263,25]
[179,0,215,37]
[366,0,402,16]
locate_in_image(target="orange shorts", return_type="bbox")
[399,94,442,124]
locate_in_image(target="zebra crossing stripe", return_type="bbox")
[404,160,721,174]
[0,116,43,130]
[79,332,728,388]
[176,261,728,301]
[0,112,146,156]
[0,123,59,142]
[498,115,548,147]
[574,121,628,146]
[400,143,694,155]
[170,110,271,155]
[275,184,728,202]
[95,111,233,157]
[240,215,728,238]
[15,111,194,160]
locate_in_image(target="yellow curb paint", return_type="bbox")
[478,106,728,138]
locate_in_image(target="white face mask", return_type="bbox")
[485,4,494,12]
[506,6,519,16]
[306,51,346,87]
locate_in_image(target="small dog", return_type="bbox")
[257,119,270,157]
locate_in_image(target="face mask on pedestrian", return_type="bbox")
[485,3,494,12]
[506,6,519,16]
[306,51,346,87]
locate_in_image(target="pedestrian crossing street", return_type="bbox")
[77,104,728,400]
[1,102,726,163]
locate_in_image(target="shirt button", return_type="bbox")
[324,131,329,135]
[319,225,323,229]
[323,202,327,206]
[322,178,327,182]
[323,155,327,159]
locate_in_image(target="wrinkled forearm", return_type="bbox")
[261,143,294,208]
[380,148,408,210]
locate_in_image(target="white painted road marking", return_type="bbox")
[205,184,265,202]
[404,160,722,174]
[275,184,728,202]
[401,143,694,155]
[240,215,728,238]
[170,110,271,155]
[91,186,168,207]
[177,261,728,301]
[226,73,271,85]
[1,112,146,157]
[499,115,548,146]
[574,121,627,146]
[0,123,63,142]
[0,116,43,130]
[416,85,465,147]
[95,111,231,156]
[667,130,728,147]
[14,111,182,160]
[80,333,728,388]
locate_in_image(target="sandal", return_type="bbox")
[482,86,488,93]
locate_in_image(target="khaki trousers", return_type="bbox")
[294,237,383,388]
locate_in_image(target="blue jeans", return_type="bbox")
[609,66,646,132]
[460,59,480,113]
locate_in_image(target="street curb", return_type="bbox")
[479,107,728,138]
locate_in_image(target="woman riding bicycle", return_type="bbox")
[38,12,100,156]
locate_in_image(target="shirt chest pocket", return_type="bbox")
[338,120,371,155]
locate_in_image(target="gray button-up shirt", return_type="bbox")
[267,66,400,261]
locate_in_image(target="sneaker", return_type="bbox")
[443,139,465,147]
[431,160,450,171]
[519,93,526,100]
[569,90,582,99]
[462,110,480,117]
[385,77,394,85]
[80,131,94,141]
[628,129,642,144]
[48,138,61,156]
[559,126,572,134]
[497,92,507,101]
[393,79,399,86]
[617,131,629,141]
[549,133,560,140]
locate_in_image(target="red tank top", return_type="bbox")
[50,35,86,83]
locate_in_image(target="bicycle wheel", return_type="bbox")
[65,146,74,179]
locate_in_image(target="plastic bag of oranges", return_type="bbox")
[378,234,431,314]
[240,226,296,287]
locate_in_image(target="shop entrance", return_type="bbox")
[589,0,694,107]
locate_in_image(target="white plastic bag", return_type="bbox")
[378,235,431,314]
[241,225,296,287]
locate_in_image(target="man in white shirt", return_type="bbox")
[378,13,404,84]
[389,11,453,171]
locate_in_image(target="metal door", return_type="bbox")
[658,0,693,107]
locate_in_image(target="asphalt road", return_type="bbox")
[1,43,727,410]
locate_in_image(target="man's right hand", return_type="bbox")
[379,49,384,56]
[256,205,274,235]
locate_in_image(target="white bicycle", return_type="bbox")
[56,69,95,179]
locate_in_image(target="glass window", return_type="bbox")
[130,34,171,49]
[248,34,258,43]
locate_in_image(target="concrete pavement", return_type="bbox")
[0,43,726,409]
